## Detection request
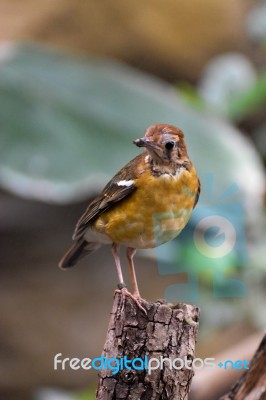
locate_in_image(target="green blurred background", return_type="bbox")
[0,1,266,399]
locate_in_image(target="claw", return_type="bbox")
[115,287,147,315]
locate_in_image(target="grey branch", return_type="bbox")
[220,333,266,400]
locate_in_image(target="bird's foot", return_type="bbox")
[115,286,147,315]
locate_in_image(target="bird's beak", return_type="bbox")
[134,136,165,163]
[133,137,156,149]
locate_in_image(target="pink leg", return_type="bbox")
[126,247,140,298]
[111,243,125,288]
[112,244,146,314]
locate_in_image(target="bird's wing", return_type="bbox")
[193,178,201,208]
[73,153,145,240]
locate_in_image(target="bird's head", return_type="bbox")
[133,124,189,170]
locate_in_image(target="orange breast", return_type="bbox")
[94,167,199,249]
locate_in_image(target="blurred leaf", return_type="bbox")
[227,72,266,121]
[197,53,257,117]
[0,43,264,230]
[246,1,266,44]
[34,387,95,400]
[176,82,205,109]
[76,389,95,400]
[34,388,75,400]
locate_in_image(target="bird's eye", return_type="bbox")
[165,141,175,150]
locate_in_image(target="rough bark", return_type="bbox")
[96,291,200,400]
[220,333,266,400]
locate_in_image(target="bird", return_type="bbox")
[59,124,200,307]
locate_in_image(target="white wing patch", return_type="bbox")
[117,179,134,187]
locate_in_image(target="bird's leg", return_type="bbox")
[112,243,129,313]
[125,247,147,314]
[126,247,140,298]
[111,243,126,289]
[112,244,146,314]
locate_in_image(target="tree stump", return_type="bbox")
[96,291,200,400]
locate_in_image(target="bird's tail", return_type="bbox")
[59,240,101,269]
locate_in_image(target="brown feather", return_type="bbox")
[193,178,201,208]
[73,153,146,240]
[59,240,100,269]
